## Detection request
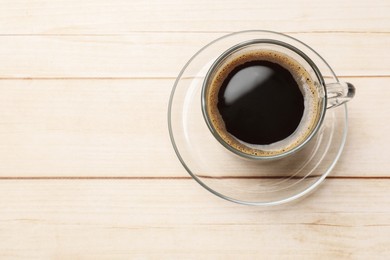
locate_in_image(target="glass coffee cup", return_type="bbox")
[201,39,355,160]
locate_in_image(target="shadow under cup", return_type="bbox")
[201,40,327,161]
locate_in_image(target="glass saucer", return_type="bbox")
[168,31,348,206]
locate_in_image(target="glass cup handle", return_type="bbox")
[325,82,356,109]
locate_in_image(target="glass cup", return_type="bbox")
[201,39,355,160]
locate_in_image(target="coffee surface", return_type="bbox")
[217,60,304,145]
[206,48,322,156]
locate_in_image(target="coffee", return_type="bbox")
[217,60,304,145]
[205,48,322,156]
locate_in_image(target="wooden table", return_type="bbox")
[0,0,389,258]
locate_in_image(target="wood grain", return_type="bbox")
[0,179,388,259]
[0,33,389,78]
[0,77,387,178]
[0,0,389,34]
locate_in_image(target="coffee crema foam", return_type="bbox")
[206,49,323,157]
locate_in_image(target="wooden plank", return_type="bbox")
[0,33,389,78]
[0,77,387,178]
[0,179,388,258]
[0,79,183,177]
[0,0,389,34]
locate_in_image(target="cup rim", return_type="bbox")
[201,38,327,160]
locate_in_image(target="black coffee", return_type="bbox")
[205,49,321,157]
[217,60,304,145]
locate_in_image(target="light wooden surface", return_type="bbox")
[0,0,389,259]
